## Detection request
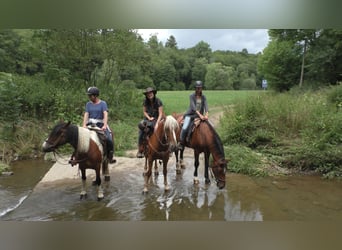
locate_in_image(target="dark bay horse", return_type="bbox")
[143,115,179,193]
[42,121,110,200]
[172,113,227,189]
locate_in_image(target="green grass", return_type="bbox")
[157,90,264,114]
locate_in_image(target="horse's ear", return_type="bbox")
[62,121,71,128]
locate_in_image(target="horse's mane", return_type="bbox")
[202,120,225,158]
[164,115,179,133]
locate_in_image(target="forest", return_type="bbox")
[0,29,341,177]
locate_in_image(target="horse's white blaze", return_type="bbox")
[42,141,48,150]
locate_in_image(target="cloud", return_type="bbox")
[138,29,269,54]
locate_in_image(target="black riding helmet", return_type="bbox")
[87,86,99,96]
[195,81,203,88]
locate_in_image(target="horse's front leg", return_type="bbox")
[193,151,200,185]
[163,158,170,191]
[95,166,104,201]
[154,160,159,176]
[143,158,153,194]
[143,156,148,176]
[80,168,87,199]
[180,148,185,169]
[175,149,182,174]
[204,152,211,185]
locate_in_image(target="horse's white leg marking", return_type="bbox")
[194,176,200,185]
[80,179,87,197]
[97,185,104,200]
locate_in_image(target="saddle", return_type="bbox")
[87,125,108,155]
[185,118,201,143]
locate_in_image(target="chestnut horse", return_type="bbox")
[42,121,110,200]
[143,115,179,193]
[173,114,227,189]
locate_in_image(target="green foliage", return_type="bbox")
[258,40,301,91]
[0,73,21,124]
[221,86,342,178]
[205,63,233,90]
[225,145,268,176]
[326,84,342,109]
[111,120,138,155]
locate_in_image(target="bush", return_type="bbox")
[220,86,342,178]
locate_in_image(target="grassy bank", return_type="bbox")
[219,85,342,178]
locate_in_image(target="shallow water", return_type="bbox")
[1,157,342,221]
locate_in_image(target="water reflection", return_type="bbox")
[2,156,342,221]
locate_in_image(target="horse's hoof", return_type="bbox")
[80,193,87,200]
[142,188,148,194]
[104,175,110,182]
[176,169,181,175]
[205,179,211,185]
[164,186,170,192]
[97,196,104,201]
[194,179,200,185]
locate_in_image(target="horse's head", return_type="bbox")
[211,158,227,189]
[42,121,71,152]
[164,115,180,153]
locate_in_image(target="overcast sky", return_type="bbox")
[137,29,270,54]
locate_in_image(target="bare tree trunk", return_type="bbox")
[299,39,307,87]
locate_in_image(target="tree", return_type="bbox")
[192,41,212,63]
[0,30,22,73]
[191,57,207,85]
[258,39,302,91]
[268,29,317,87]
[165,35,178,49]
[205,63,233,90]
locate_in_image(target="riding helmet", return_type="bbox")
[87,86,99,96]
[195,81,203,88]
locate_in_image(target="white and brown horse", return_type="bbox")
[143,115,179,193]
[42,121,110,200]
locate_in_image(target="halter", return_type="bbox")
[211,158,227,184]
[44,124,90,166]
[44,127,67,151]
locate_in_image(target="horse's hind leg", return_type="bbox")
[80,168,87,199]
[102,159,110,182]
[95,167,104,201]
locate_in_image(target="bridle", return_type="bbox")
[211,158,227,184]
[44,125,89,166]
[44,127,67,152]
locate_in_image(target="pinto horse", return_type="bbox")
[172,114,227,189]
[42,121,110,200]
[143,115,179,193]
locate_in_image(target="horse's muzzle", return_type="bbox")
[217,180,226,189]
[42,141,54,152]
